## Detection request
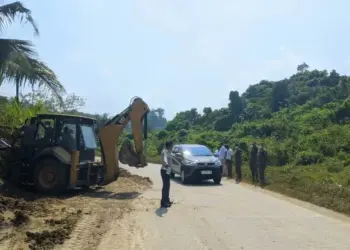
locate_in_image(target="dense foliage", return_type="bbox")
[146,67,350,214]
[149,68,350,166]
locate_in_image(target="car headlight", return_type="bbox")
[182,159,197,166]
[215,160,221,166]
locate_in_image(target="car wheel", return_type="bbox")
[213,174,222,185]
[170,171,175,179]
[181,169,188,184]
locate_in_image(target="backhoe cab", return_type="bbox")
[0,97,149,194]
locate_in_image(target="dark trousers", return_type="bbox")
[235,161,242,180]
[258,164,266,184]
[250,164,258,183]
[226,160,233,178]
[160,169,170,204]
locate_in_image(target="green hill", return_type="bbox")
[147,68,350,215]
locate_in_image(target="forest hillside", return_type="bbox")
[147,66,350,215]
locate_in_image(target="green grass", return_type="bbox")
[240,164,350,215]
[95,147,101,157]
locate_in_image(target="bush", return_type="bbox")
[296,151,323,165]
[0,101,46,129]
[157,130,168,140]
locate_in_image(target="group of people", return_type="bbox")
[216,144,242,182]
[159,140,269,208]
[216,142,268,186]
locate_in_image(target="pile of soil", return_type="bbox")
[0,183,81,250]
[0,168,152,250]
[26,213,81,250]
[119,168,152,186]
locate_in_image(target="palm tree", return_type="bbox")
[0,1,65,102]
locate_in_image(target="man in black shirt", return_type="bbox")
[249,142,258,184]
[234,144,242,183]
[258,144,268,187]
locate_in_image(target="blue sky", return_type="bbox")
[1,0,350,119]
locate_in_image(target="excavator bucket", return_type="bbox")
[119,140,146,168]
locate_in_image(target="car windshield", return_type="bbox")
[183,146,213,156]
[80,125,97,149]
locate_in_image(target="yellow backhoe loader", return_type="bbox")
[0,97,149,194]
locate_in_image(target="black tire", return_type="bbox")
[0,157,11,180]
[213,175,222,185]
[170,171,175,179]
[34,158,68,194]
[180,169,188,185]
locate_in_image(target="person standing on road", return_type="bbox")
[218,143,228,176]
[214,147,219,157]
[249,142,258,184]
[257,144,268,187]
[225,145,234,179]
[234,144,242,183]
[160,140,174,208]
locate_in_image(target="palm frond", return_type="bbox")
[2,55,66,102]
[0,38,37,82]
[0,38,37,62]
[0,1,39,36]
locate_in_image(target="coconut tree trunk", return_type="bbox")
[15,82,19,103]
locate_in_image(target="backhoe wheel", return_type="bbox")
[0,157,11,180]
[34,159,68,195]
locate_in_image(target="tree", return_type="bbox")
[154,108,165,118]
[21,88,85,113]
[228,91,244,123]
[271,81,289,112]
[147,108,167,131]
[297,62,309,73]
[0,1,65,102]
[203,107,212,116]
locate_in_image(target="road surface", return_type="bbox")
[97,163,350,250]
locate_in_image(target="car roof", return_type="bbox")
[175,144,208,148]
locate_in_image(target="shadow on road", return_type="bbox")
[171,177,223,187]
[78,190,142,200]
[155,207,168,217]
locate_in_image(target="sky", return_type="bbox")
[1,0,350,120]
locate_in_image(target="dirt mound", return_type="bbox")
[26,213,80,250]
[0,168,152,249]
[11,211,29,226]
[119,168,152,186]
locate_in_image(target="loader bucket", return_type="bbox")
[119,140,146,168]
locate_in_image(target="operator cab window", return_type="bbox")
[59,122,77,152]
[35,119,55,142]
[80,124,98,149]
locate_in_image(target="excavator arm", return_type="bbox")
[98,97,149,185]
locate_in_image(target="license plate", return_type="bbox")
[201,170,212,175]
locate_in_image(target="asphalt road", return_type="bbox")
[98,163,350,250]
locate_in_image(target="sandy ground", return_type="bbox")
[0,169,151,250]
[96,163,350,250]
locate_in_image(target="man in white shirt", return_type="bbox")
[218,143,227,176]
[160,140,174,208]
[225,145,234,178]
